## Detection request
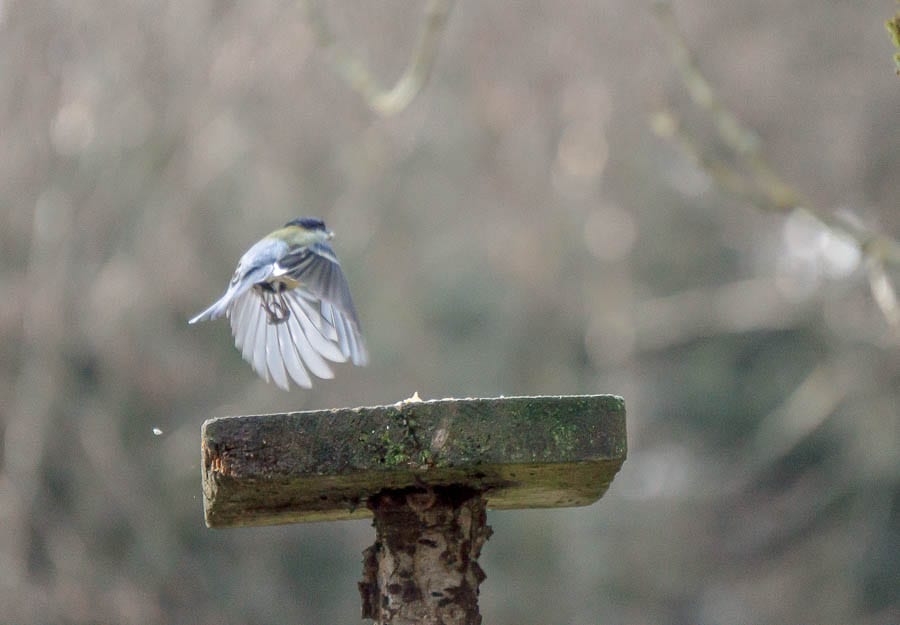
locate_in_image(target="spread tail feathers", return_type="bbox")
[189,292,232,324]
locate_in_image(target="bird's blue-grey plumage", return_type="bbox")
[189,219,367,390]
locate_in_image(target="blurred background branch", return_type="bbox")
[652,2,900,339]
[303,0,455,116]
[886,5,900,75]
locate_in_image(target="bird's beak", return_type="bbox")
[326,230,335,240]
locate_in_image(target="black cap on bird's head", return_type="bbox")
[285,217,327,231]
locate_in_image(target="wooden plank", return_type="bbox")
[201,394,626,528]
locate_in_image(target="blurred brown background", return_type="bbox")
[1,1,898,623]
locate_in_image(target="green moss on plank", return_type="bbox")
[202,394,626,527]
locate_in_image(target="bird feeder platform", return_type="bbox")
[201,394,626,624]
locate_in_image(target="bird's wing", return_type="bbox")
[275,243,359,320]
[274,242,368,366]
[228,288,323,390]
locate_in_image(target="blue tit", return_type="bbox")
[189,217,367,390]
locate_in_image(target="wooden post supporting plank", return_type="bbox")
[360,486,491,625]
[201,395,626,624]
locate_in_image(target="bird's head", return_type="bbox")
[285,217,333,239]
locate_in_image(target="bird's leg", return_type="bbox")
[256,284,291,325]
[265,298,290,324]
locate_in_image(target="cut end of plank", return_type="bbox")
[201,394,627,528]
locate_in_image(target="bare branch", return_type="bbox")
[652,2,900,334]
[303,0,454,116]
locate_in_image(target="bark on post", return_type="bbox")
[359,486,492,625]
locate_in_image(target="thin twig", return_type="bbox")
[867,258,900,330]
[303,0,454,116]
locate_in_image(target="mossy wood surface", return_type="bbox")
[202,394,626,528]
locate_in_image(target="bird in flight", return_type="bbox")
[189,217,367,390]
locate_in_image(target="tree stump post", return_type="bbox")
[201,395,626,625]
[359,486,491,624]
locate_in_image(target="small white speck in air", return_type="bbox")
[152,427,163,436]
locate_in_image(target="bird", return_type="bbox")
[189,217,367,390]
